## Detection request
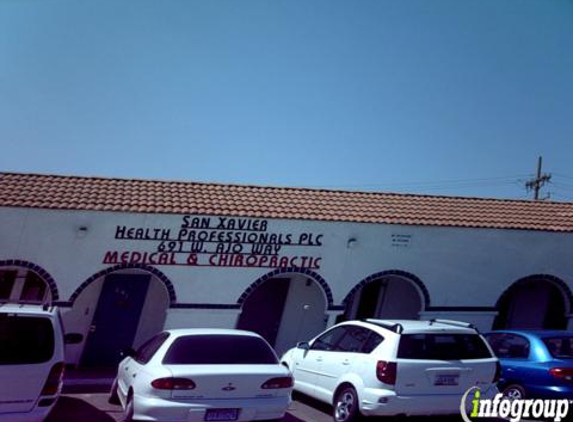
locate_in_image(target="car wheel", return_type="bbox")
[122,393,134,422]
[333,386,360,422]
[108,378,120,405]
[503,384,526,400]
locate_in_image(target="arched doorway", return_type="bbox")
[237,271,330,356]
[341,271,427,321]
[493,275,570,330]
[67,266,173,367]
[0,261,57,304]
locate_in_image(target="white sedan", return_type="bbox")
[110,328,292,422]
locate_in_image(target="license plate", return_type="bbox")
[434,374,459,386]
[204,408,240,421]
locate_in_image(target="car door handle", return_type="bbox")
[507,368,515,372]
[342,360,350,366]
[316,357,323,362]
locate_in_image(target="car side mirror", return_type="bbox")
[297,341,310,350]
[121,347,137,358]
[64,333,84,345]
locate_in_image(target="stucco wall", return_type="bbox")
[1,206,571,336]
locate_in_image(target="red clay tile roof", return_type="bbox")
[1,172,573,232]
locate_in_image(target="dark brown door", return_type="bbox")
[237,278,290,347]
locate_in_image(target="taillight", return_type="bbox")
[493,361,501,383]
[376,361,397,385]
[261,376,293,389]
[41,362,65,396]
[549,367,573,381]
[151,377,196,390]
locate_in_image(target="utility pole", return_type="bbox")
[525,156,551,200]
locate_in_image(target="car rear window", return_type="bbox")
[398,333,492,360]
[162,335,278,365]
[484,333,530,359]
[0,314,55,364]
[543,337,573,359]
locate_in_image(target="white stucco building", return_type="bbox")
[1,172,572,366]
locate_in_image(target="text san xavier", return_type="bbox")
[181,216,269,231]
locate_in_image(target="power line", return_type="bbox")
[550,181,573,191]
[553,172,573,181]
[311,174,531,191]
[549,192,573,202]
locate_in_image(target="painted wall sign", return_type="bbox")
[102,216,324,269]
[391,233,412,248]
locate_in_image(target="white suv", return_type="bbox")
[281,319,500,421]
[0,304,82,422]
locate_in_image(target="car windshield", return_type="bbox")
[0,313,55,364]
[542,337,573,359]
[162,334,278,365]
[398,333,492,360]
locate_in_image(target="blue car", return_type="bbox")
[484,330,573,399]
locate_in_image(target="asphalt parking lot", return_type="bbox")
[44,391,337,422]
[44,390,502,422]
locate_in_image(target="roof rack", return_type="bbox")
[0,299,54,312]
[0,300,23,308]
[428,319,478,332]
[364,319,404,334]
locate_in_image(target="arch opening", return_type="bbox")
[0,261,57,304]
[493,275,570,330]
[237,273,329,356]
[64,267,172,367]
[341,271,426,322]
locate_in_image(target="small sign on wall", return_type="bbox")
[391,233,412,248]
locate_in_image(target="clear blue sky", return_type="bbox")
[1,0,572,200]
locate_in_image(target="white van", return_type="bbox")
[0,303,81,422]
